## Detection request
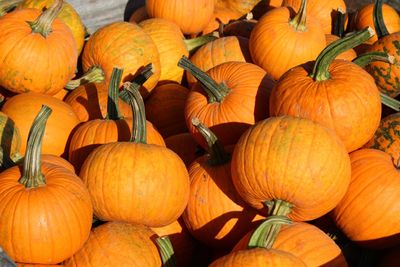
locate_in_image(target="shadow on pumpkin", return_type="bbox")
[75,83,104,121]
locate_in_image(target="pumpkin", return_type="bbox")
[69,67,165,173]
[186,36,252,87]
[365,0,400,98]
[352,2,400,45]
[81,21,161,98]
[214,0,262,15]
[129,6,149,23]
[222,17,257,39]
[165,132,205,166]
[325,34,357,61]
[269,28,381,152]
[145,83,188,137]
[250,0,326,81]
[0,0,77,95]
[79,82,189,227]
[202,7,242,35]
[0,106,92,264]
[233,222,347,267]
[183,118,263,249]
[146,0,214,35]
[180,58,274,149]
[332,148,400,248]
[1,92,80,156]
[283,0,347,34]
[18,0,86,54]
[231,116,351,221]
[64,222,163,267]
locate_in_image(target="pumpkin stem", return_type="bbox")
[65,66,105,90]
[184,32,219,53]
[0,246,16,267]
[0,0,22,17]
[178,55,230,103]
[332,8,346,37]
[121,64,154,144]
[106,67,124,120]
[248,199,293,249]
[373,0,389,39]
[27,0,63,38]
[288,0,308,32]
[310,27,375,81]
[156,236,177,267]
[191,117,230,165]
[18,105,52,189]
[379,93,400,112]
[352,51,394,67]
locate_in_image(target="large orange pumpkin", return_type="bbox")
[0,106,92,264]
[0,0,77,95]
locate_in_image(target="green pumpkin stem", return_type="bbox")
[373,0,389,39]
[27,0,63,38]
[310,27,375,81]
[191,117,230,165]
[0,0,22,17]
[106,67,124,120]
[288,0,308,31]
[380,93,400,112]
[248,199,293,249]
[184,32,219,53]
[65,66,105,90]
[352,51,394,67]
[332,8,346,37]
[120,64,154,144]
[18,105,52,189]
[0,246,16,267]
[178,55,230,103]
[156,236,177,267]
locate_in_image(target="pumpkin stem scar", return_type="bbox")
[27,0,64,38]
[65,66,105,90]
[156,236,177,267]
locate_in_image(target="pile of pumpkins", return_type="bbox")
[0,0,399,266]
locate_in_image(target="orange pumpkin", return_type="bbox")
[214,0,262,15]
[202,7,242,35]
[222,18,257,39]
[250,0,326,81]
[0,0,77,95]
[146,0,214,34]
[0,106,92,264]
[165,132,205,166]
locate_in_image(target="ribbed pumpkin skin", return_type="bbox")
[231,116,351,221]
[249,7,326,81]
[165,132,204,166]
[63,82,132,122]
[332,149,400,248]
[42,154,75,173]
[353,3,400,45]
[18,0,86,54]
[365,113,400,166]
[145,83,189,137]
[325,35,357,61]
[183,154,263,249]
[146,0,214,35]
[82,22,161,98]
[366,32,400,98]
[209,248,307,267]
[186,36,252,86]
[64,222,161,267]
[269,60,381,152]
[185,61,274,149]
[283,0,346,34]
[0,9,77,95]
[69,119,165,173]
[80,142,189,227]
[138,18,188,84]
[0,164,93,264]
[233,222,347,267]
[1,92,80,156]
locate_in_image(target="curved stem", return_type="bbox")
[18,106,52,189]
[352,51,394,68]
[310,27,375,81]
[65,66,105,90]
[191,117,230,165]
[178,56,230,103]
[184,32,219,53]
[0,0,22,17]
[27,0,63,38]
[0,246,16,267]
[118,63,153,103]
[373,0,389,39]
[248,199,293,249]
[156,236,177,267]
[106,67,124,120]
[332,8,346,37]
[288,0,307,32]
